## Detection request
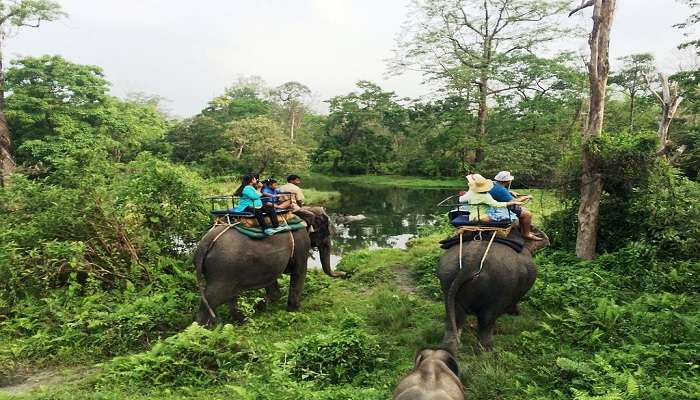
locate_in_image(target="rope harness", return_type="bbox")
[456,225,512,277]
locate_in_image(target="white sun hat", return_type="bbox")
[494,171,514,182]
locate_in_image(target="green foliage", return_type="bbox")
[315,81,407,174]
[0,0,65,31]
[99,324,252,389]
[0,262,197,376]
[284,317,384,385]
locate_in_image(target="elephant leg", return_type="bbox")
[442,303,468,355]
[287,263,307,312]
[476,311,497,352]
[229,296,246,324]
[196,283,231,328]
[257,282,282,312]
[506,303,520,315]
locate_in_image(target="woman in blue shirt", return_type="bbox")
[233,174,280,235]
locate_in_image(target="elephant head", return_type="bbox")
[300,206,346,278]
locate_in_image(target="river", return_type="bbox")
[305,178,457,268]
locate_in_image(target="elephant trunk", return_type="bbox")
[446,243,484,340]
[320,240,345,278]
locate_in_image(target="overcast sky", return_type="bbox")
[6,0,694,117]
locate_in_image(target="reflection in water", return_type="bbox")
[306,179,457,269]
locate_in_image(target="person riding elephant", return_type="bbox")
[489,171,542,240]
[439,228,549,353]
[194,206,345,326]
[233,174,281,235]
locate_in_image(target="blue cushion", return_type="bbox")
[451,215,512,228]
[211,209,254,217]
[210,208,293,218]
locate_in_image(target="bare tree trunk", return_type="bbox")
[650,73,683,158]
[290,111,295,142]
[474,74,488,164]
[629,92,635,132]
[0,33,15,188]
[573,0,616,260]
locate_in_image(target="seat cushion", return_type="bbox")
[451,215,512,228]
[211,209,254,217]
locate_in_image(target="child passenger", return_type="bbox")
[233,174,281,236]
[262,178,292,209]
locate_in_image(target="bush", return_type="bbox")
[284,318,384,385]
[99,323,252,389]
[544,167,700,259]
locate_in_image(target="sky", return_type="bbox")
[5,0,695,117]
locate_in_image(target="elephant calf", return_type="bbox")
[393,348,464,400]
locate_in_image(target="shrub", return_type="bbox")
[99,323,252,389]
[284,318,384,385]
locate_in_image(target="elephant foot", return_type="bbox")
[475,342,494,353]
[287,303,301,312]
[230,310,247,325]
[506,304,520,316]
[255,300,268,312]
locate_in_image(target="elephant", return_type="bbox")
[439,227,549,353]
[392,348,464,400]
[194,206,345,326]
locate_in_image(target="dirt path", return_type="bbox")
[393,265,418,294]
[0,366,97,397]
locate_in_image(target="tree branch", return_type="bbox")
[569,0,595,17]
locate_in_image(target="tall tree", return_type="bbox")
[674,0,699,54]
[273,81,311,142]
[0,0,65,186]
[609,53,655,132]
[647,73,685,161]
[570,0,617,260]
[392,0,571,163]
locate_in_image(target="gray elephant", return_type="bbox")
[439,228,549,353]
[194,206,345,326]
[392,348,464,400]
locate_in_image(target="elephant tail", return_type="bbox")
[195,226,227,323]
[446,241,487,340]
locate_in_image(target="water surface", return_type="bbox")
[305,178,457,268]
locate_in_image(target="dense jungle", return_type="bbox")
[0,0,698,399]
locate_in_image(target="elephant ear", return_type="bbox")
[413,349,427,368]
[443,351,460,377]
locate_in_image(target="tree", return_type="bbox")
[226,116,309,175]
[273,81,311,142]
[168,78,273,168]
[315,81,407,174]
[392,0,571,163]
[647,73,685,161]
[0,0,65,186]
[674,0,699,54]
[570,0,617,260]
[609,53,655,132]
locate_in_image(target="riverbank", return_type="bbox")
[309,172,464,189]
